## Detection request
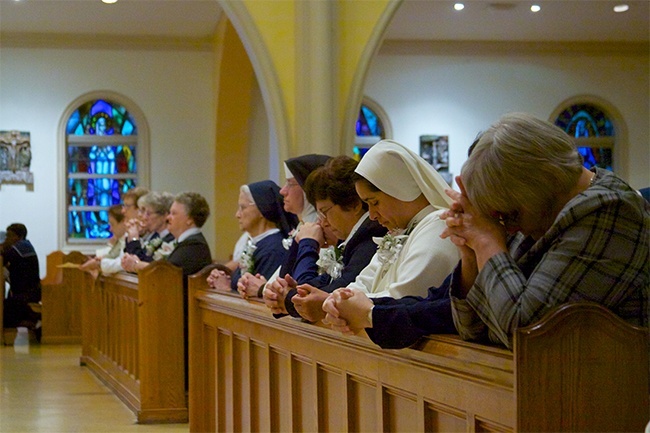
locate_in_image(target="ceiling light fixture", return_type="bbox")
[530,4,541,12]
[613,4,629,12]
[102,0,118,4]
[454,3,465,11]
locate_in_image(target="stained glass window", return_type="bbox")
[66,99,139,242]
[554,104,614,171]
[354,104,386,161]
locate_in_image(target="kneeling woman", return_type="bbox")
[207,180,297,296]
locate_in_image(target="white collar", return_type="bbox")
[177,227,201,243]
[405,205,435,234]
[157,228,171,239]
[249,228,280,244]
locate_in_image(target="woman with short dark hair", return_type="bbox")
[264,156,387,322]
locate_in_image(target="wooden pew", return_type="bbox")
[188,272,649,433]
[80,261,187,424]
[40,250,90,344]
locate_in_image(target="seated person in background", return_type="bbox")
[323,113,649,349]
[1,223,41,330]
[123,191,175,263]
[263,156,387,322]
[80,205,126,277]
[120,186,149,236]
[207,180,297,296]
[122,192,212,279]
[235,154,331,298]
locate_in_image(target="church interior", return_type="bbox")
[1,0,648,431]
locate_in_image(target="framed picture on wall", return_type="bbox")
[420,135,452,185]
[0,130,34,190]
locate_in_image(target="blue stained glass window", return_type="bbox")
[554,104,614,171]
[355,104,386,161]
[66,99,139,241]
[356,105,384,137]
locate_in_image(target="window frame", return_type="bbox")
[550,95,627,176]
[354,96,392,156]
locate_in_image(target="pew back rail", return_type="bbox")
[188,268,649,433]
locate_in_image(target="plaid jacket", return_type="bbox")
[452,168,649,348]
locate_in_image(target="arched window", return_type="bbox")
[61,93,149,247]
[354,97,391,160]
[554,103,615,171]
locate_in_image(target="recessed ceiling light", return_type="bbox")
[613,4,629,12]
[454,3,465,11]
[102,0,118,4]
[530,4,541,12]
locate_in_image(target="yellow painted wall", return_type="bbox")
[224,0,394,156]
[213,17,255,261]
[336,0,394,152]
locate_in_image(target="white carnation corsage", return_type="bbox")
[373,230,408,267]
[282,228,297,250]
[239,238,257,274]
[153,241,176,261]
[144,237,163,256]
[316,245,343,279]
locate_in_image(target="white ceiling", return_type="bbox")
[0,0,648,43]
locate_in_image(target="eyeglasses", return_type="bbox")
[317,205,334,221]
[283,180,300,189]
[237,202,256,213]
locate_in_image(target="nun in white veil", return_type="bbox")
[330,139,459,300]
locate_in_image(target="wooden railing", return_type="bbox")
[41,250,90,344]
[188,269,649,433]
[80,261,188,424]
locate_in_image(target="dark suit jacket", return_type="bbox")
[125,232,175,262]
[167,232,212,278]
[366,272,457,349]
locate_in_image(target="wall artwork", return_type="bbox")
[420,135,452,185]
[0,130,34,190]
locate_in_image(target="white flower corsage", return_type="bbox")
[144,237,163,256]
[373,230,408,267]
[153,241,176,261]
[316,245,344,279]
[239,238,257,274]
[282,229,297,250]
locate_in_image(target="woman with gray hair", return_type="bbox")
[122,191,175,264]
[445,113,648,347]
[122,192,212,278]
[323,113,648,349]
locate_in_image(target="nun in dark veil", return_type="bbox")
[207,180,297,296]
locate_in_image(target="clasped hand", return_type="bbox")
[262,275,295,315]
[206,267,231,292]
[322,288,373,335]
[236,272,266,299]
